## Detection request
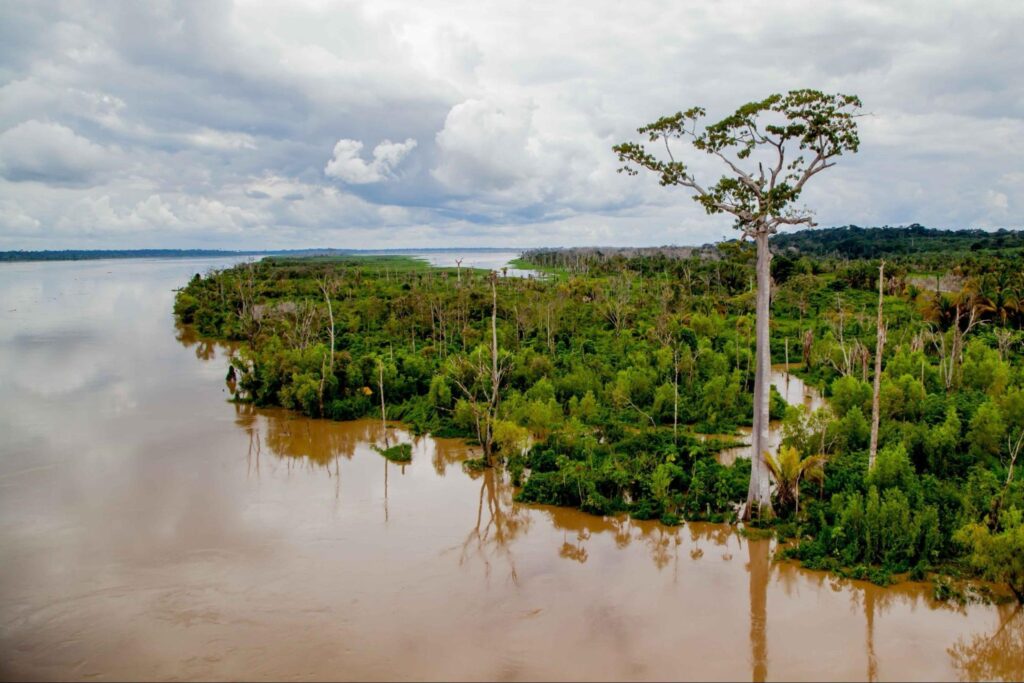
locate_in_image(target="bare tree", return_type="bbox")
[489,271,501,417]
[282,300,321,351]
[802,328,814,371]
[317,275,337,375]
[236,261,261,342]
[615,90,862,519]
[931,299,983,392]
[598,273,632,336]
[868,261,886,470]
[994,328,1017,361]
[377,357,388,447]
[316,274,338,415]
[448,272,512,464]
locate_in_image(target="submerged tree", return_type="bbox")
[614,89,862,518]
[447,271,512,465]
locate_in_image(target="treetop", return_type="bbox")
[613,89,862,234]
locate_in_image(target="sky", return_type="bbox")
[0,0,1021,250]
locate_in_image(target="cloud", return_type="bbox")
[324,137,417,184]
[431,96,629,218]
[184,128,257,151]
[55,193,264,235]
[0,0,1021,248]
[0,200,41,233]
[0,120,115,184]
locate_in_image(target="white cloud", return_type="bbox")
[183,128,257,151]
[0,120,115,184]
[987,190,1009,212]
[0,200,41,233]
[0,0,1021,248]
[431,96,628,216]
[324,137,417,184]
[55,193,265,235]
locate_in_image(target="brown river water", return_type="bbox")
[0,258,1021,681]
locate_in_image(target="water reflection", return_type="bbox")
[460,468,529,585]
[748,538,770,683]
[205,347,1022,682]
[1,258,1021,681]
[949,605,1024,682]
[847,580,898,682]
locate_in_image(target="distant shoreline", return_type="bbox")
[0,247,525,263]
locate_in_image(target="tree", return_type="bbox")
[447,271,512,465]
[615,89,861,519]
[376,356,388,445]
[956,507,1024,603]
[764,445,825,515]
[869,261,886,470]
[317,274,338,415]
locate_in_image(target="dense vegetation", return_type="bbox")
[772,224,1024,259]
[175,229,1024,599]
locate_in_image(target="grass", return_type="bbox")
[373,442,413,462]
[508,257,565,276]
[269,254,434,271]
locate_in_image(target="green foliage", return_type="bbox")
[833,405,870,452]
[174,227,1024,592]
[956,507,1024,602]
[868,443,917,493]
[967,401,1005,464]
[830,375,872,418]
[790,486,941,579]
[373,442,413,462]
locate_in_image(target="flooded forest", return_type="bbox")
[176,226,1024,609]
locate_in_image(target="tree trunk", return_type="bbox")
[378,360,388,448]
[673,348,679,445]
[320,278,335,376]
[746,230,774,520]
[491,272,499,408]
[485,271,500,464]
[868,261,886,470]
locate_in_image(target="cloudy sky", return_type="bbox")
[0,0,1021,250]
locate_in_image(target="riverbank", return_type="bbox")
[1,256,1021,680]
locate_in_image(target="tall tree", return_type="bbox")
[448,271,511,465]
[614,89,862,518]
[868,261,886,470]
[316,273,338,417]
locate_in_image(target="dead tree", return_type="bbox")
[868,261,886,471]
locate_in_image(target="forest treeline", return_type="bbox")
[520,224,1024,273]
[772,224,1024,259]
[175,230,1024,600]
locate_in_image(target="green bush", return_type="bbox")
[374,442,412,462]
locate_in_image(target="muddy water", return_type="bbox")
[0,259,1021,682]
[717,367,827,466]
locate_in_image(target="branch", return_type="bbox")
[712,150,763,197]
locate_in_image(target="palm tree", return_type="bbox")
[764,445,826,515]
[921,291,958,330]
[976,270,1019,328]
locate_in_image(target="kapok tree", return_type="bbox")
[614,89,861,519]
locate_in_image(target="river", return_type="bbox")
[0,257,1020,681]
